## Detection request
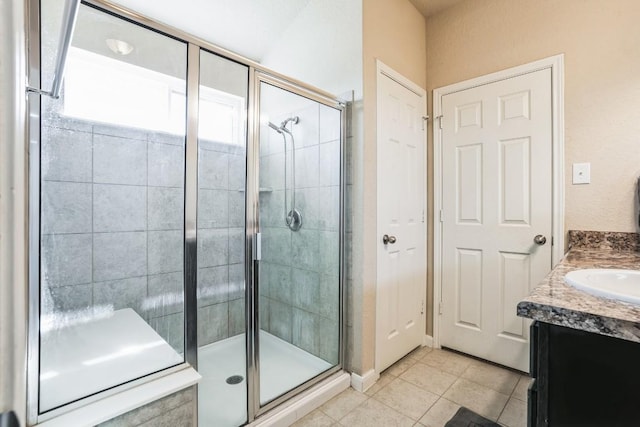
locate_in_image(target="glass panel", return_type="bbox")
[258,82,341,406]
[196,50,249,426]
[39,4,187,413]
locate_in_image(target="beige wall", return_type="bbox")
[359,0,427,374]
[425,0,640,334]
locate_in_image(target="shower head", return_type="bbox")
[268,122,282,134]
[280,116,299,129]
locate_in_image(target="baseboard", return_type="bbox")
[250,372,350,427]
[423,335,434,348]
[350,369,379,393]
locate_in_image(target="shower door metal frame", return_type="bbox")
[248,71,347,420]
[25,0,348,425]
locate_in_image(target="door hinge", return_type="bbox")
[551,236,554,246]
[421,300,425,315]
[439,210,443,223]
[437,115,443,130]
[421,115,429,131]
[438,301,443,315]
[422,209,425,223]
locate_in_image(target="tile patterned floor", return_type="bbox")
[293,347,530,427]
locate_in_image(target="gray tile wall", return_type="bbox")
[40,118,186,353]
[41,112,247,352]
[259,103,342,365]
[196,140,246,347]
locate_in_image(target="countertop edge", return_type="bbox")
[517,300,640,343]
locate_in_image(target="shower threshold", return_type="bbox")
[197,331,332,426]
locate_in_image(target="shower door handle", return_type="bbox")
[382,234,396,245]
[254,232,262,261]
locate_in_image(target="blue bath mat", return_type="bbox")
[445,407,501,427]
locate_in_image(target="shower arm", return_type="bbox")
[267,117,298,228]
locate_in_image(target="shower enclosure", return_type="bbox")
[27,1,345,426]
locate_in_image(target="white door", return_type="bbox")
[440,68,553,372]
[376,64,426,373]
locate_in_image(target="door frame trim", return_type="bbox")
[374,60,428,373]
[432,54,565,349]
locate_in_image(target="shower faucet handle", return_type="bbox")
[382,234,397,245]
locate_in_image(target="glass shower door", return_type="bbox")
[257,78,343,407]
[37,3,188,415]
[196,50,249,426]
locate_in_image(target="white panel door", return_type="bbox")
[376,69,426,373]
[440,68,552,372]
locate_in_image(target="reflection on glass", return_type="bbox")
[39,4,187,412]
[258,83,342,405]
[196,50,249,427]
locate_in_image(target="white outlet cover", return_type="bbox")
[573,163,591,184]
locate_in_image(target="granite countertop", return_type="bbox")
[517,231,640,343]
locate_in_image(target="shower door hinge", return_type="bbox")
[254,232,262,261]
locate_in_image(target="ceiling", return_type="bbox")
[111,0,313,62]
[408,0,466,17]
[59,0,465,80]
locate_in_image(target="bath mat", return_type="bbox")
[445,407,501,427]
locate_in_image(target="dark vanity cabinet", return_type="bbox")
[529,321,640,427]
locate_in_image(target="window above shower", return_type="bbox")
[62,47,244,145]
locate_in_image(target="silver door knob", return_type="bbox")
[534,235,547,245]
[383,234,397,245]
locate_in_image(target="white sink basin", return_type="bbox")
[564,269,640,305]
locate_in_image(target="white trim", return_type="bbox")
[432,54,565,349]
[376,60,425,96]
[350,369,379,393]
[374,59,428,373]
[423,335,434,348]
[35,368,201,427]
[249,372,350,427]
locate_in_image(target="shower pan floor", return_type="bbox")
[198,331,332,426]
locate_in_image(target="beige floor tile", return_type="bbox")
[373,378,439,420]
[365,371,395,396]
[293,409,336,427]
[418,398,460,427]
[384,355,418,377]
[498,398,527,427]
[511,375,531,402]
[419,349,474,376]
[462,361,519,395]
[319,388,367,421]
[399,363,457,395]
[337,398,414,427]
[407,346,434,361]
[443,378,509,421]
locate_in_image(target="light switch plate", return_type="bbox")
[573,163,591,184]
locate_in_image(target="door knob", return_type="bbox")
[383,234,397,245]
[533,235,547,245]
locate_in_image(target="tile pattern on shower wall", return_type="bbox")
[197,139,246,347]
[259,102,342,365]
[40,119,187,352]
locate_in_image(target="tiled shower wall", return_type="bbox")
[196,139,246,346]
[41,102,245,351]
[258,102,342,364]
